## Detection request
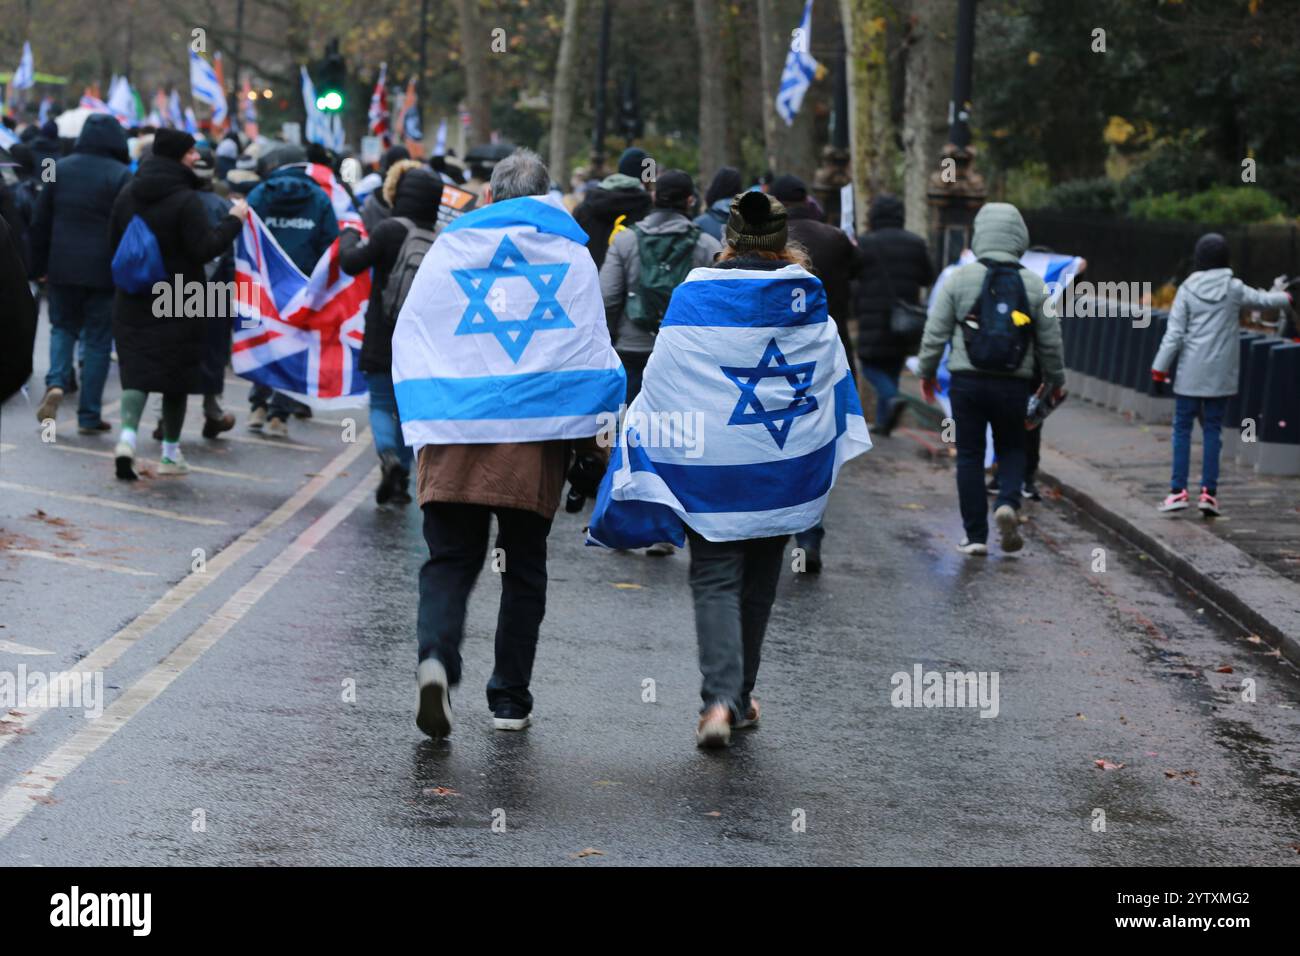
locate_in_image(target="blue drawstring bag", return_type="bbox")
[111,215,168,295]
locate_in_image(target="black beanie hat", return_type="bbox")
[617,146,648,179]
[653,169,695,209]
[1193,232,1230,271]
[704,166,743,207]
[769,174,808,204]
[725,191,788,253]
[153,129,196,162]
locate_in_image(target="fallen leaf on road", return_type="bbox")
[593,780,622,787]
[1164,769,1200,785]
[28,795,57,805]
[901,503,925,511]
[705,811,722,817]
[1075,713,1086,720]
[422,786,460,797]
[611,582,643,590]
[1214,665,1234,674]
[571,847,604,859]
[1094,759,1125,771]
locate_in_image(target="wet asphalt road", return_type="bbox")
[1,322,1299,866]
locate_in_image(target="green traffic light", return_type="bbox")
[315,90,344,112]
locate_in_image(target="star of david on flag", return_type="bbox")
[721,337,819,449]
[452,235,573,363]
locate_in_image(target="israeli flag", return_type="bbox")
[11,41,34,91]
[392,192,625,447]
[189,49,227,125]
[775,1,818,126]
[588,263,872,547]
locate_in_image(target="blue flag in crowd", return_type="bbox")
[189,49,228,126]
[588,263,872,548]
[775,1,818,126]
[11,41,34,91]
[391,193,625,448]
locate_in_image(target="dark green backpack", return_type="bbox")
[625,224,700,333]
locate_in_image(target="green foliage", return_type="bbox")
[1038,177,1124,215]
[1128,186,1288,225]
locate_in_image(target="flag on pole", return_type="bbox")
[80,87,110,113]
[11,41,34,91]
[775,0,819,126]
[107,75,138,127]
[37,96,52,124]
[233,210,371,408]
[395,77,422,155]
[587,261,871,548]
[432,118,447,157]
[168,89,185,129]
[240,76,259,139]
[391,193,624,448]
[189,48,228,127]
[367,62,390,147]
[184,106,198,134]
[212,52,228,134]
[300,65,330,147]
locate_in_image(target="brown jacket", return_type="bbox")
[417,437,607,519]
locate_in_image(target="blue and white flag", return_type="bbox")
[11,41,34,91]
[588,263,871,547]
[189,49,227,126]
[391,192,625,447]
[775,1,818,126]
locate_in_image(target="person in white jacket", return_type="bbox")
[1152,233,1292,516]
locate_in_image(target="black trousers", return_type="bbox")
[416,502,553,717]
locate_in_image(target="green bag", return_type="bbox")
[625,224,700,333]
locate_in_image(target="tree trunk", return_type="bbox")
[549,0,582,179]
[456,0,492,148]
[695,0,727,189]
[841,0,899,233]
[901,0,956,236]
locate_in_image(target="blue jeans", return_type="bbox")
[364,371,412,470]
[860,359,903,428]
[950,373,1031,544]
[1171,395,1226,494]
[46,284,114,427]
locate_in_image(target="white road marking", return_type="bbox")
[0,443,15,453]
[0,640,54,656]
[48,444,271,482]
[0,482,226,526]
[0,434,370,749]
[4,548,157,577]
[0,464,379,841]
[189,432,321,453]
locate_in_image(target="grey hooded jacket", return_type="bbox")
[916,202,1065,390]
[1153,269,1290,398]
[600,208,721,353]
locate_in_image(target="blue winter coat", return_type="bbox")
[246,165,339,275]
[30,114,131,288]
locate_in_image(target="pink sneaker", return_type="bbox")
[1158,489,1190,513]
[1197,488,1220,516]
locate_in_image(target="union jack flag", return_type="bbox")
[233,208,371,408]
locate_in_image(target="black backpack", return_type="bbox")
[959,258,1033,373]
[382,217,439,323]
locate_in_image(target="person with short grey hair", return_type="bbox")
[484,148,550,203]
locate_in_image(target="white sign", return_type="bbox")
[281,121,302,145]
[360,135,383,165]
[840,183,855,238]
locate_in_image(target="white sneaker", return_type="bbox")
[645,541,676,556]
[264,417,289,439]
[158,452,190,475]
[416,658,452,739]
[247,407,267,431]
[1158,489,1190,513]
[696,703,732,749]
[994,504,1023,553]
[492,715,532,731]
[35,386,63,424]
[956,538,988,555]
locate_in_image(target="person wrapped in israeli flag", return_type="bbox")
[391,191,625,447]
[588,222,872,550]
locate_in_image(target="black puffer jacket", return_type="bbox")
[30,114,131,288]
[0,216,37,402]
[339,166,443,374]
[573,178,652,269]
[108,157,242,394]
[786,202,861,372]
[853,194,934,363]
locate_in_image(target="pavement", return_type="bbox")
[0,316,1298,865]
